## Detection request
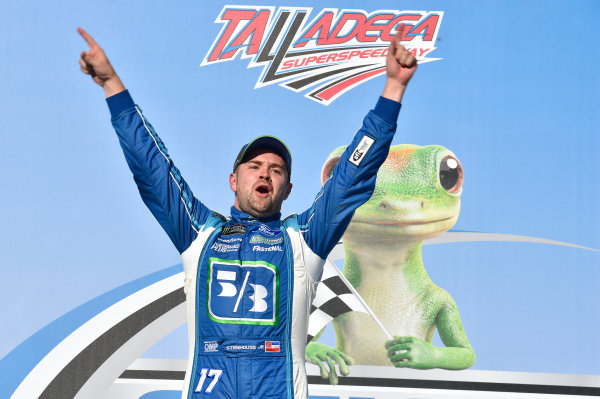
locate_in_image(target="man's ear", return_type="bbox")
[321,146,347,185]
[283,182,293,200]
[229,172,237,193]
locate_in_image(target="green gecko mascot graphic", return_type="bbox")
[306,144,475,384]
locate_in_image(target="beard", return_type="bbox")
[236,182,284,217]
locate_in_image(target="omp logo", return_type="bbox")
[201,6,443,105]
[204,341,218,352]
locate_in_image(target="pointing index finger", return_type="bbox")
[393,24,407,49]
[77,27,98,48]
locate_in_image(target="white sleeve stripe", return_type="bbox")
[135,107,200,234]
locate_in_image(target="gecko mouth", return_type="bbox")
[353,216,455,226]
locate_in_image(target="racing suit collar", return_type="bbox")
[230,206,282,224]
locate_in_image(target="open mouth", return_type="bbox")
[255,184,271,196]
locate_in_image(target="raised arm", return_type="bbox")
[77,28,211,254]
[77,27,125,98]
[304,29,418,383]
[298,28,417,260]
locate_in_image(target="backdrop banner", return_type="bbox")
[1,1,598,398]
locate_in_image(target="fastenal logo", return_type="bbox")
[201,6,443,105]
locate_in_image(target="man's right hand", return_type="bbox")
[381,25,418,103]
[77,27,125,97]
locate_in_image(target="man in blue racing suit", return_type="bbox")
[78,27,417,399]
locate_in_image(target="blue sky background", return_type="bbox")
[1,0,599,377]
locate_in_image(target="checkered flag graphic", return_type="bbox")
[307,259,391,343]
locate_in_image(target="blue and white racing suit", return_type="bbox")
[107,91,401,399]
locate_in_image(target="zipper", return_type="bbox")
[188,226,222,399]
[282,225,293,399]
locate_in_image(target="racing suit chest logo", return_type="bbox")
[206,257,280,326]
[221,224,246,236]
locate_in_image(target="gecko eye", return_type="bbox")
[439,155,463,193]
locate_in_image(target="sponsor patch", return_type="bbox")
[349,135,375,166]
[207,258,279,325]
[253,245,283,252]
[217,237,242,243]
[222,224,246,236]
[250,235,283,245]
[258,225,280,236]
[265,341,280,352]
[204,341,219,352]
[211,242,240,253]
[226,344,257,351]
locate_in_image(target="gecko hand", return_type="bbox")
[306,342,354,385]
[385,336,439,369]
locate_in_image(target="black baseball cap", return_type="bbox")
[233,136,292,176]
